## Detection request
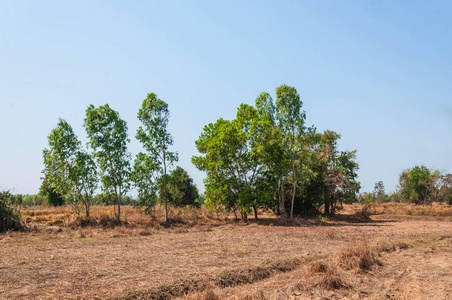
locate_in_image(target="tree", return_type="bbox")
[71,150,98,217]
[42,118,80,205]
[39,180,65,206]
[275,85,307,218]
[373,181,387,203]
[136,93,178,222]
[167,166,199,207]
[84,104,131,222]
[436,173,452,204]
[302,130,359,216]
[130,152,160,215]
[255,92,289,215]
[398,165,433,204]
[192,104,273,221]
[0,190,21,231]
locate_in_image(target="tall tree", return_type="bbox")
[131,152,160,215]
[42,118,80,205]
[136,93,178,222]
[84,104,131,222]
[71,150,98,217]
[275,85,306,218]
[255,92,289,215]
[193,104,272,221]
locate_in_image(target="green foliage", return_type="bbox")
[131,152,160,214]
[84,104,131,221]
[193,103,274,220]
[42,118,100,215]
[136,93,178,222]
[397,165,446,205]
[40,186,65,206]
[193,85,360,219]
[167,166,200,207]
[0,190,21,231]
[42,118,80,204]
[71,150,99,216]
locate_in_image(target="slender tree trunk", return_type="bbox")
[117,186,121,223]
[324,186,330,216]
[163,150,168,223]
[290,163,296,219]
[281,181,285,216]
[290,183,296,218]
[253,203,258,220]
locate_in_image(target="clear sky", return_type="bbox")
[1,0,451,195]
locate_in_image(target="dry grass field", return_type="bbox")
[1,203,451,299]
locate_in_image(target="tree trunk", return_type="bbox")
[324,189,330,216]
[253,203,258,220]
[163,150,168,223]
[85,201,90,217]
[117,186,121,223]
[290,161,297,219]
[241,212,248,222]
[290,183,296,219]
[281,181,285,216]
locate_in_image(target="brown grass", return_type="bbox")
[2,204,452,299]
[341,202,452,219]
[335,242,379,271]
[116,257,303,299]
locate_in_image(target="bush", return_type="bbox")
[0,190,21,231]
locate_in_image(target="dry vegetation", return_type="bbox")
[1,203,451,299]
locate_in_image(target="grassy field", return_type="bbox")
[1,203,451,299]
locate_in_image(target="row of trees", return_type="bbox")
[42,93,199,221]
[192,85,360,220]
[360,166,452,205]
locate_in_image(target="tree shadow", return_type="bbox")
[246,214,397,228]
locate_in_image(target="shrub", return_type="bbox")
[0,190,21,231]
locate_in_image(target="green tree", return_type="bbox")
[399,165,433,204]
[275,85,307,218]
[255,92,289,215]
[192,104,273,221]
[167,166,200,207]
[71,150,98,216]
[84,104,131,222]
[42,118,80,205]
[136,93,178,222]
[39,180,65,206]
[130,152,160,215]
[0,190,21,231]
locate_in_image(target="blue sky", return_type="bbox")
[1,0,451,195]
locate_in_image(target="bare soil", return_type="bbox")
[0,205,451,299]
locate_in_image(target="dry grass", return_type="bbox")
[342,202,452,218]
[185,288,220,300]
[19,204,226,233]
[2,203,452,299]
[335,242,379,271]
[116,257,303,299]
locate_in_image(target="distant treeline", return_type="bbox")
[359,166,451,205]
[8,194,140,207]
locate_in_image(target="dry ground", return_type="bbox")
[0,204,451,299]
